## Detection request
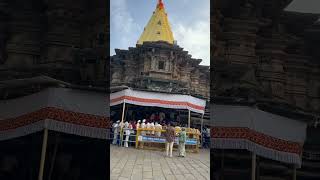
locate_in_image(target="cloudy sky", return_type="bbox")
[110,0,210,66]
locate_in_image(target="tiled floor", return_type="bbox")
[110,145,210,180]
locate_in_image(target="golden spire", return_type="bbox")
[137,0,175,45]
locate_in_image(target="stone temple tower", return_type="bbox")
[111,0,210,99]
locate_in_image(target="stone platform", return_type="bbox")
[110,145,210,180]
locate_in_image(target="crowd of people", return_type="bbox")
[111,114,211,157]
[111,119,189,157]
[110,110,189,128]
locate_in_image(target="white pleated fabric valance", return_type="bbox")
[110,89,206,114]
[0,88,110,141]
[211,104,307,167]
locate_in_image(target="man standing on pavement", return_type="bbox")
[164,123,175,157]
[178,127,187,157]
[112,120,120,145]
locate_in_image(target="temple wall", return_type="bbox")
[0,0,108,85]
[110,43,209,99]
[212,1,320,113]
[212,1,320,179]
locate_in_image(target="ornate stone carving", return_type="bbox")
[0,0,108,87]
[110,42,209,98]
[110,72,119,84]
[271,82,285,99]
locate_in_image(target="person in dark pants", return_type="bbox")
[164,123,175,157]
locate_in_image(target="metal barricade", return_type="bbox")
[110,128,203,152]
[109,128,137,147]
[120,128,137,147]
[135,128,200,153]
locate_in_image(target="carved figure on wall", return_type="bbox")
[111,71,121,84]
[124,73,135,83]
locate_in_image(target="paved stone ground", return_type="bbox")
[110,145,210,180]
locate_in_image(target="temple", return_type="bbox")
[212,0,320,179]
[111,0,210,125]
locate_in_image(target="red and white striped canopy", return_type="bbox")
[211,104,307,167]
[0,88,110,141]
[110,89,206,114]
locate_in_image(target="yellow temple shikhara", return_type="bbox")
[137,0,175,45]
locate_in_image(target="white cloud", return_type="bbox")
[110,0,141,54]
[110,0,211,66]
[172,21,210,66]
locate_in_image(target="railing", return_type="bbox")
[109,127,212,151]
[135,128,201,153]
[109,128,137,147]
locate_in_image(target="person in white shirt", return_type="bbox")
[140,119,147,148]
[141,119,146,136]
[124,122,131,148]
[155,122,162,137]
[146,122,151,135]
[150,122,155,135]
[136,120,141,130]
[112,120,120,145]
